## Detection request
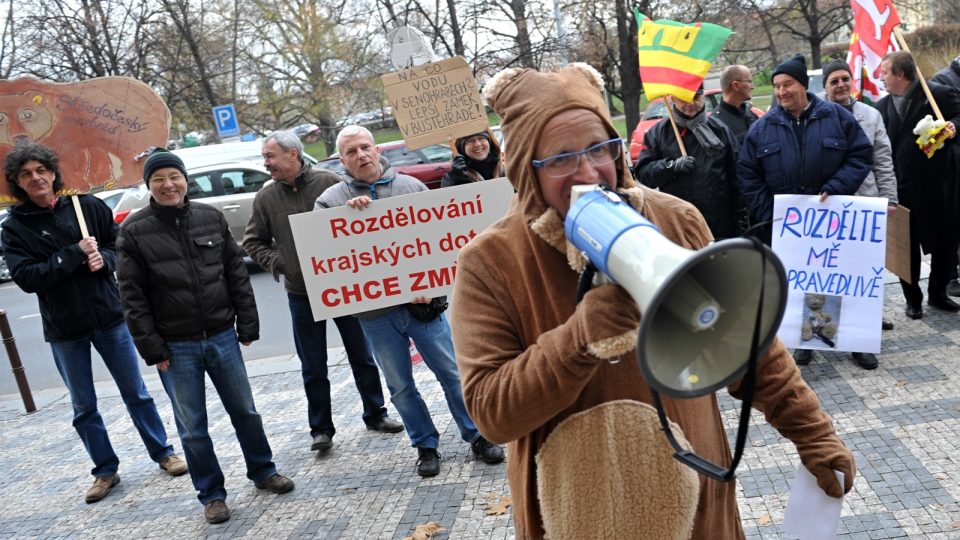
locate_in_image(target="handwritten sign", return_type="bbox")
[0,76,171,204]
[772,195,888,353]
[290,178,514,320]
[382,56,488,151]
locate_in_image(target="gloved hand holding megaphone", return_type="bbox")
[564,184,789,481]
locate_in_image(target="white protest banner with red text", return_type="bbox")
[289,178,514,320]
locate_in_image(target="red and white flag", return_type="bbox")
[846,0,901,103]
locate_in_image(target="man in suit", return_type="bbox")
[876,51,960,319]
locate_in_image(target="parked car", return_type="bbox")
[172,140,319,170]
[0,210,10,282]
[316,140,453,190]
[95,162,272,245]
[628,88,765,161]
[291,123,322,143]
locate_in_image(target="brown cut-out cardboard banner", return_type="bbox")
[885,204,910,283]
[0,76,171,205]
[382,56,488,151]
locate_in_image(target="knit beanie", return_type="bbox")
[455,131,490,156]
[483,63,633,216]
[821,59,852,83]
[142,149,187,184]
[772,54,809,88]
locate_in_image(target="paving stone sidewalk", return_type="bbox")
[1,282,959,539]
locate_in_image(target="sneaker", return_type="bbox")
[793,349,812,366]
[948,279,960,297]
[311,434,333,452]
[471,436,505,464]
[416,447,441,477]
[159,454,188,477]
[204,499,231,524]
[85,474,120,504]
[851,352,879,370]
[366,416,404,433]
[255,473,295,494]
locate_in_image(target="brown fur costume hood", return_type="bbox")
[451,63,856,539]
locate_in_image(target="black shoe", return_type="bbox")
[366,416,404,433]
[255,473,295,494]
[928,296,960,312]
[947,279,960,297]
[310,434,333,451]
[851,352,878,370]
[793,349,812,365]
[416,447,441,477]
[471,436,505,464]
[881,318,894,330]
[905,305,923,320]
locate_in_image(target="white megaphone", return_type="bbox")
[565,185,787,399]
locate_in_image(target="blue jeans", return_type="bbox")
[49,320,173,478]
[358,307,479,449]
[288,293,389,438]
[158,328,277,505]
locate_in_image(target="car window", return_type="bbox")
[219,169,270,194]
[421,144,452,163]
[98,192,123,210]
[705,94,721,112]
[382,146,422,166]
[644,100,667,120]
[187,173,216,199]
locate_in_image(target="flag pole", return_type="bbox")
[892,27,944,122]
[664,96,688,157]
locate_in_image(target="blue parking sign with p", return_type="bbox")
[212,104,240,138]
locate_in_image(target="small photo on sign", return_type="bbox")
[800,293,841,348]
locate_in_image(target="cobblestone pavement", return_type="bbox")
[1,282,959,539]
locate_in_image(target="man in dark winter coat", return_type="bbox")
[635,85,742,240]
[931,54,960,297]
[876,51,960,320]
[243,130,402,454]
[713,65,760,144]
[117,149,294,524]
[1,142,187,505]
[738,54,873,366]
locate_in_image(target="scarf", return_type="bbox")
[672,105,724,152]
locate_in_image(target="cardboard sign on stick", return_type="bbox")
[885,204,911,284]
[382,56,488,151]
[290,178,514,320]
[0,76,171,204]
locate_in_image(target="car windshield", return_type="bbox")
[644,100,667,120]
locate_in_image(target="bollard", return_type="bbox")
[0,310,36,413]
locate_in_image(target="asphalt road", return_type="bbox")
[0,262,341,396]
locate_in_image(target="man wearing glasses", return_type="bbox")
[314,125,504,478]
[822,59,899,370]
[713,65,760,144]
[634,85,742,240]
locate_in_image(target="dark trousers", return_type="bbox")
[287,293,388,438]
[900,213,955,306]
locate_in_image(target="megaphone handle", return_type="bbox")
[575,262,598,303]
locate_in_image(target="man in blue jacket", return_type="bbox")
[738,54,873,365]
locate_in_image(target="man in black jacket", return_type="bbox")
[117,150,293,524]
[877,51,960,319]
[1,142,187,505]
[931,54,960,297]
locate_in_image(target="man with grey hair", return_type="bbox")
[243,130,403,454]
[315,125,504,477]
[712,64,759,144]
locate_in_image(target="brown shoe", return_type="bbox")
[204,499,231,524]
[159,454,188,477]
[255,473,295,494]
[85,474,120,503]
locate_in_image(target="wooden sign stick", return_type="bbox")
[70,195,90,238]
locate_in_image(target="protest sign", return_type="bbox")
[289,178,514,320]
[382,56,488,151]
[885,204,911,283]
[772,195,888,353]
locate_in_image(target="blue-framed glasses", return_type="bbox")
[532,138,623,178]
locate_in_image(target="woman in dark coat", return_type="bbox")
[441,129,504,187]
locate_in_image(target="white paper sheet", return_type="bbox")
[782,465,844,539]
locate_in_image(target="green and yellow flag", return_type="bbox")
[635,11,733,102]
